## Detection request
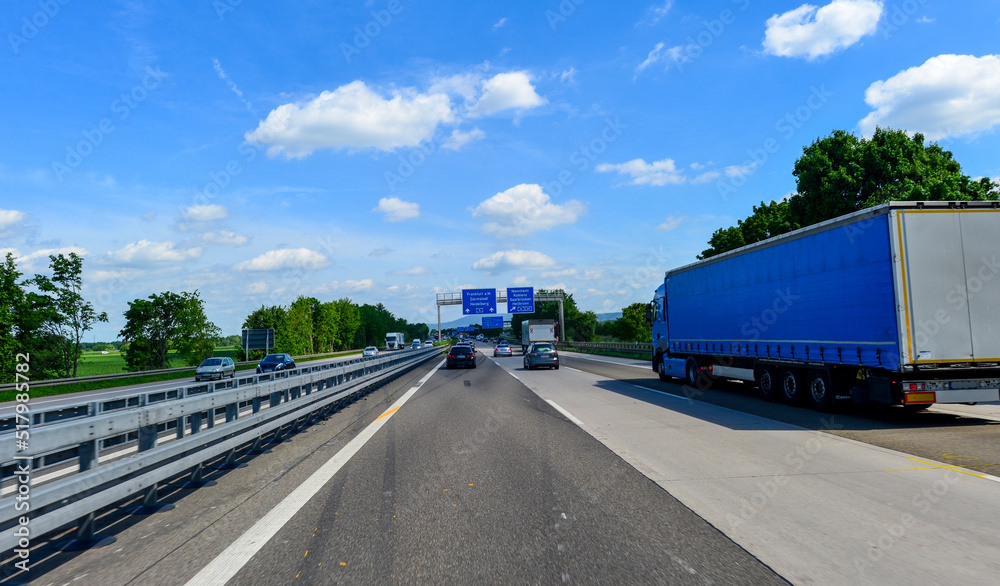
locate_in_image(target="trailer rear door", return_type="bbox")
[894,209,1000,365]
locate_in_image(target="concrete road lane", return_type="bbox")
[491,353,1000,585]
[212,351,784,584]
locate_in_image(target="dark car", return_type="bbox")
[523,342,559,370]
[195,357,235,381]
[256,353,296,373]
[446,345,476,369]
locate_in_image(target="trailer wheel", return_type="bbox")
[780,368,804,405]
[807,370,833,411]
[756,366,779,401]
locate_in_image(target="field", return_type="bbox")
[75,347,241,377]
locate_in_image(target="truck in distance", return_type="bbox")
[521,319,557,354]
[385,332,405,350]
[648,201,1000,410]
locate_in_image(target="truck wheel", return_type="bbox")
[807,370,833,411]
[657,356,670,382]
[756,366,779,401]
[685,358,711,388]
[780,368,804,405]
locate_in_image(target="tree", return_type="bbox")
[241,305,287,359]
[285,296,318,355]
[30,253,108,378]
[120,291,219,371]
[314,301,340,353]
[0,254,24,383]
[617,302,651,342]
[332,299,360,351]
[790,127,998,226]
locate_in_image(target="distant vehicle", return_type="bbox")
[424,340,434,347]
[363,346,379,358]
[524,342,559,370]
[521,320,557,353]
[411,340,422,349]
[256,353,296,373]
[447,345,476,369]
[493,343,512,357]
[195,357,235,381]
[385,332,405,350]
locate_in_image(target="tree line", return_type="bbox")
[239,297,428,360]
[699,127,999,259]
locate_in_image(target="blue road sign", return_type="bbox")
[462,288,497,314]
[482,316,503,329]
[507,287,535,314]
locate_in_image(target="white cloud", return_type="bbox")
[368,247,392,257]
[343,279,374,292]
[512,276,529,286]
[442,127,486,150]
[90,268,142,283]
[0,209,28,233]
[641,1,674,25]
[373,197,420,222]
[634,42,685,77]
[390,266,432,276]
[657,216,684,231]
[859,54,1000,140]
[471,183,586,237]
[494,17,507,30]
[182,204,229,222]
[106,240,201,265]
[691,171,720,184]
[724,162,758,177]
[234,248,329,271]
[193,231,248,246]
[560,67,577,83]
[245,81,454,158]
[472,249,557,273]
[763,0,883,60]
[247,281,268,294]
[596,158,686,186]
[16,247,89,271]
[470,72,547,117]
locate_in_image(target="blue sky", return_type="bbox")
[2,0,999,341]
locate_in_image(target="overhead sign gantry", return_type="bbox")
[435,288,565,342]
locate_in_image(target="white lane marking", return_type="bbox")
[561,353,650,369]
[629,383,688,401]
[186,358,445,586]
[546,400,584,426]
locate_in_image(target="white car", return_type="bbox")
[363,346,379,358]
[424,340,434,347]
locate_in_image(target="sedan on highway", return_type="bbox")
[446,345,476,369]
[493,343,513,357]
[256,353,296,373]
[362,346,379,358]
[523,342,559,370]
[195,357,235,381]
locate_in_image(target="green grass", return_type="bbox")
[0,348,364,403]
[562,345,652,362]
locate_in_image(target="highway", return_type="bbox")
[8,348,1000,584]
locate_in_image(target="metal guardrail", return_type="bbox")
[561,341,653,356]
[0,349,365,392]
[0,346,441,551]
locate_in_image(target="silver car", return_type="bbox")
[363,346,379,358]
[195,357,236,381]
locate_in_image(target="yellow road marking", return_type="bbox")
[884,457,992,479]
[375,406,400,421]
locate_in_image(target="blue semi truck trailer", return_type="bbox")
[649,201,1000,410]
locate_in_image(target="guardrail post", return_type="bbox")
[225,403,238,423]
[190,412,202,435]
[181,462,217,489]
[206,408,216,429]
[79,440,98,472]
[59,512,116,551]
[252,397,261,414]
[176,416,185,440]
[138,424,158,452]
[213,447,246,470]
[132,482,175,515]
